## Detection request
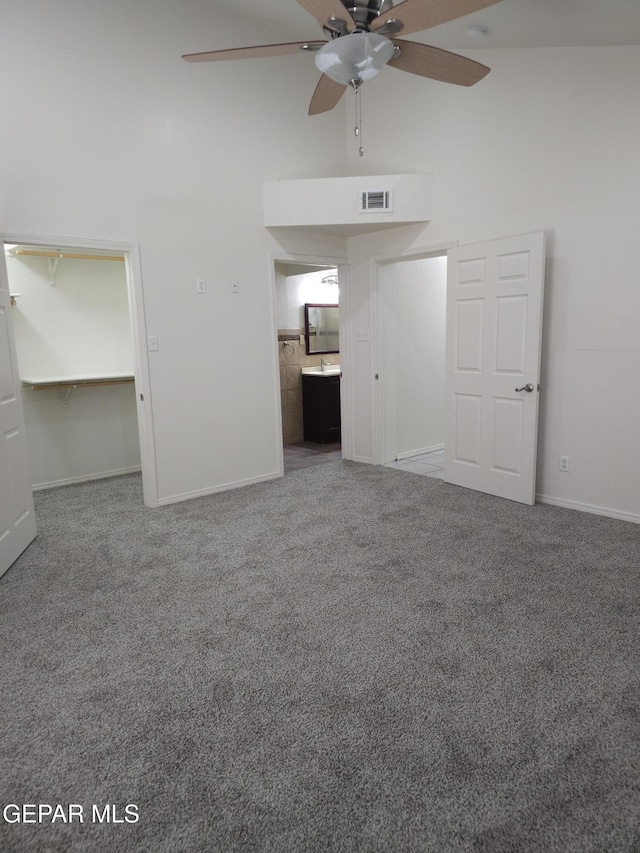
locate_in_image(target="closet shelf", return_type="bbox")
[22,372,134,390]
[21,373,135,407]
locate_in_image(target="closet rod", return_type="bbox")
[13,249,125,262]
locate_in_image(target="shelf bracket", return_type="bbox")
[61,385,76,408]
[48,255,62,286]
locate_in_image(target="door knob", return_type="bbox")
[515,383,535,393]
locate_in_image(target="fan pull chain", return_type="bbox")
[353,83,364,157]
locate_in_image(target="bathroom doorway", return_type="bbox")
[274,261,342,474]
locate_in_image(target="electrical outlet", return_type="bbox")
[560,455,570,472]
[196,278,206,294]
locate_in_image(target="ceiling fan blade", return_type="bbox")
[389,40,490,86]
[182,42,325,63]
[372,0,501,36]
[296,0,356,31]
[308,74,347,115]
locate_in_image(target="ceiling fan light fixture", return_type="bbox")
[315,32,395,86]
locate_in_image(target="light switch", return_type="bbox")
[147,335,159,352]
[357,329,370,341]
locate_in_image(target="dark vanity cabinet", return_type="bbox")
[302,374,341,443]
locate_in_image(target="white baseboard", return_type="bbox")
[157,470,283,507]
[536,493,640,525]
[33,466,142,491]
[396,443,444,461]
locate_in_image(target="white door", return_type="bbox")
[444,232,546,505]
[0,242,36,576]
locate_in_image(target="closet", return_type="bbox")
[5,244,141,490]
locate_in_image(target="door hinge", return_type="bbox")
[140,393,144,401]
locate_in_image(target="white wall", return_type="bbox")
[345,47,640,522]
[6,251,140,488]
[7,254,133,377]
[382,256,446,461]
[0,0,348,504]
[275,268,339,331]
[20,386,141,490]
[2,3,639,523]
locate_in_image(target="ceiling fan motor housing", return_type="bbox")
[342,0,394,30]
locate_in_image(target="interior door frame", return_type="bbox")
[4,232,158,508]
[268,251,350,471]
[372,241,456,465]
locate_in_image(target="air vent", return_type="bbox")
[360,189,392,213]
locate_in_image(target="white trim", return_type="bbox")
[536,494,640,525]
[33,466,142,491]
[336,261,352,460]
[124,243,158,508]
[4,231,158,508]
[373,241,456,465]
[158,470,281,507]
[370,241,457,269]
[266,254,285,476]
[267,251,350,466]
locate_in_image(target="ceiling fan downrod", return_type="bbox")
[342,0,394,30]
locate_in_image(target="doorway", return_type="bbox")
[3,236,156,506]
[376,232,546,505]
[273,261,342,474]
[378,251,448,470]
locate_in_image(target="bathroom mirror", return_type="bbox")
[304,303,339,355]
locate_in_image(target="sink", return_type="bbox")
[302,365,340,377]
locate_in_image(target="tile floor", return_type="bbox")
[284,442,342,473]
[385,448,445,479]
[283,443,445,479]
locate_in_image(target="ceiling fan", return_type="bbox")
[183,0,501,115]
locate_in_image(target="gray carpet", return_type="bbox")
[1,462,639,852]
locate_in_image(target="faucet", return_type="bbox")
[321,357,332,372]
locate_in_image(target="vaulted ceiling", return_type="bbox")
[212,0,640,50]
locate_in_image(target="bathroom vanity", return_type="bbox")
[301,367,341,444]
